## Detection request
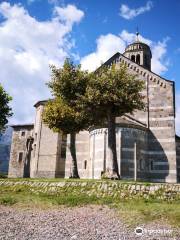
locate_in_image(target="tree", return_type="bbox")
[82,64,145,179]
[43,59,92,178]
[0,84,12,132]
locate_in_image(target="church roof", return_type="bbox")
[102,51,173,83]
[11,124,34,129]
[116,114,147,130]
[34,100,48,108]
[124,41,152,57]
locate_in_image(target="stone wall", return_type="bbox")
[115,55,177,183]
[31,104,65,178]
[176,136,180,182]
[1,180,180,201]
[8,125,34,178]
[65,131,90,178]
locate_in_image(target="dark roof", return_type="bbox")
[100,51,174,84]
[124,41,151,51]
[116,114,147,130]
[34,100,48,108]
[11,124,34,128]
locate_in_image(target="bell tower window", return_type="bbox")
[136,54,140,65]
[131,55,135,62]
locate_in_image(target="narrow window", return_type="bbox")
[84,160,87,169]
[33,144,36,157]
[18,152,23,162]
[131,55,135,62]
[136,54,140,65]
[21,131,25,137]
[35,133,37,141]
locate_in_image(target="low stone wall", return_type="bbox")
[0,180,180,201]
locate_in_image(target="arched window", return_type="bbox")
[131,55,135,62]
[136,54,140,65]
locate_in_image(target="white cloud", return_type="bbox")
[0,1,84,124]
[119,1,153,20]
[176,92,180,136]
[151,38,169,74]
[81,30,169,75]
[81,34,126,72]
[119,30,169,75]
[54,4,84,25]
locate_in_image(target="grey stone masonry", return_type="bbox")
[8,124,34,178]
[176,136,180,182]
[109,53,177,183]
[30,104,65,178]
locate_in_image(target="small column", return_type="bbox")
[118,129,122,177]
[134,142,137,181]
[103,129,107,173]
[92,133,95,179]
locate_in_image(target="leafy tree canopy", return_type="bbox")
[48,58,89,107]
[43,97,90,134]
[83,64,145,119]
[0,84,12,132]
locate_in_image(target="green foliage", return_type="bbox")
[54,194,98,206]
[0,173,7,178]
[43,98,89,134]
[0,196,17,205]
[83,63,145,118]
[0,84,13,132]
[48,58,89,105]
[43,58,93,134]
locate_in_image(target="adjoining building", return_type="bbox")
[0,127,12,174]
[8,35,180,183]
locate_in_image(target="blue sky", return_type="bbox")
[0,0,180,133]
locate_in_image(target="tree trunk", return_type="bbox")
[105,108,120,179]
[70,132,79,178]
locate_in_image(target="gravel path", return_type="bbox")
[0,205,179,240]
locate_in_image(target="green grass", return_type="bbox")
[0,178,154,184]
[0,196,17,205]
[0,180,180,228]
[115,199,180,227]
[0,173,7,178]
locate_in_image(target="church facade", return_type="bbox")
[8,37,180,183]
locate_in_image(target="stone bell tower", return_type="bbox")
[123,31,152,71]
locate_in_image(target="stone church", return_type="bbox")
[8,35,180,183]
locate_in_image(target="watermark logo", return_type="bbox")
[134,226,174,237]
[70,235,77,239]
[135,227,143,236]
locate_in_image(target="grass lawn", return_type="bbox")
[0,179,180,228]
